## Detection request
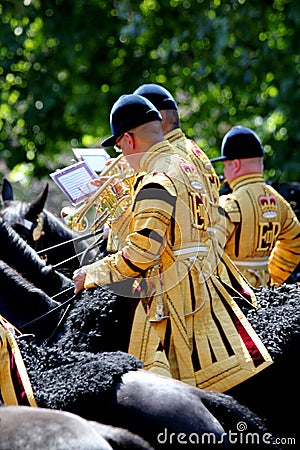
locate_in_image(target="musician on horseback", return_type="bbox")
[73,94,273,392]
[211,126,300,288]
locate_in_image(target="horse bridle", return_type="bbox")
[11,214,104,344]
[19,286,77,347]
[17,210,104,267]
[15,212,45,247]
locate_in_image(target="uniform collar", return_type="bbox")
[164,128,184,142]
[230,173,265,190]
[139,140,175,172]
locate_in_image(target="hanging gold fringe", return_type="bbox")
[0,316,37,407]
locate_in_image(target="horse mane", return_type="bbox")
[1,182,99,276]
[245,283,300,360]
[18,343,142,410]
[56,284,136,354]
[0,217,72,297]
[0,216,47,271]
[0,260,62,343]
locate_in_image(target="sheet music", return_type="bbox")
[50,161,99,205]
[72,147,110,173]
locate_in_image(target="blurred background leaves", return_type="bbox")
[0,0,299,206]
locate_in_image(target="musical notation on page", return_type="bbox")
[50,161,99,205]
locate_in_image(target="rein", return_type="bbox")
[20,289,76,331]
[19,289,78,347]
[36,228,103,256]
[51,233,104,269]
[43,304,72,347]
[37,228,104,269]
[10,206,104,268]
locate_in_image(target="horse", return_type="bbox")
[0,178,101,278]
[0,256,282,448]
[2,334,281,450]
[0,215,72,299]
[0,260,64,345]
[0,212,297,445]
[49,281,300,446]
[53,281,299,445]
[0,405,155,450]
[0,215,75,343]
[1,253,298,447]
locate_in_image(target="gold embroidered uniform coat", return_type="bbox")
[165,128,221,200]
[215,174,300,288]
[84,141,272,392]
[108,128,221,252]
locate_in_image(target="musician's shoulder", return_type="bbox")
[219,194,241,222]
[138,171,176,195]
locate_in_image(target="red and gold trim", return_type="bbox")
[0,316,37,407]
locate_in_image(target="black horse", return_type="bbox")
[0,216,75,343]
[0,178,101,277]
[0,191,298,446]
[51,281,300,448]
[0,257,298,447]
[0,216,72,299]
[54,281,300,445]
[0,242,264,448]
[0,267,273,450]
[2,332,282,450]
[0,260,64,345]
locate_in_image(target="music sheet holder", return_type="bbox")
[72,148,110,173]
[50,160,99,205]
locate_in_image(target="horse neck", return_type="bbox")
[0,260,59,330]
[42,210,75,245]
[0,219,72,296]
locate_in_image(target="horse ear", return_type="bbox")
[26,183,49,219]
[1,178,14,203]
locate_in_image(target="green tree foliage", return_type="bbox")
[1,0,299,184]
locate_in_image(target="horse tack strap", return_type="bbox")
[19,213,44,242]
[32,213,45,242]
[0,316,37,407]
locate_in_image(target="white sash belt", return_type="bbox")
[173,245,207,257]
[232,259,268,268]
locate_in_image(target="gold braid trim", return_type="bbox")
[0,316,37,407]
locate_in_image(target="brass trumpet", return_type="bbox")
[61,155,135,233]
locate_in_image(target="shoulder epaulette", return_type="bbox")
[140,172,177,196]
[220,196,241,223]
